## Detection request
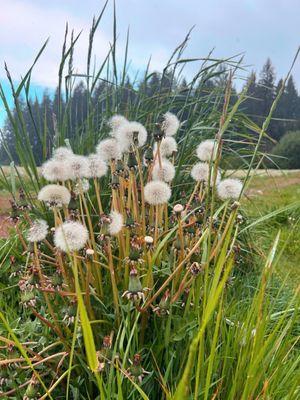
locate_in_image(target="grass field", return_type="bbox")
[242,170,300,287]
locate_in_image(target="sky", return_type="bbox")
[0,0,300,124]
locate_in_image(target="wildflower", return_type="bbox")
[41,158,69,182]
[115,121,148,152]
[66,155,90,180]
[54,221,89,252]
[74,179,90,195]
[189,262,203,276]
[217,178,243,200]
[191,162,221,185]
[144,181,171,205]
[127,354,150,383]
[87,154,108,178]
[85,248,95,261]
[62,301,77,325]
[154,136,178,157]
[38,184,71,208]
[196,139,218,162]
[152,159,175,183]
[96,138,122,161]
[122,268,147,302]
[153,290,170,316]
[144,235,154,246]
[20,291,37,308]
[108,114,128,135]
[108,211,124,235]
[27,219,49,243]
[53,146,74,161]
[173,204,184,214]
[161,112,180,136]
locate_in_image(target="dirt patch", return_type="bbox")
[0,214,14,238]
[0,192,14,238]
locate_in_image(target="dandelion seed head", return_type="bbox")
[144,235,154,244]
[217,178,243,200]
[173,204,184,213]
[38,185,71,208]
[115,121,147,152]
[144,181,171,205]
[66,155,90,180]
[161,112,180,136]
[54,221,89,252]
[108,114,128,135]
[53,146,74,161]
[196,139,218,162]
[96,138,122,161]
[41,158,69,182]
[154,137,178,157]
[87,154,108,178]
[74,179,90,195]
[152,159,175,183]
[191,162,221,185]
[86,248,94,256]
[108,211,124,235]
[27,219,49,242]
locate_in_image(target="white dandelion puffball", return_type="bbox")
[27,219,49,242]
[74,179,90,195]
[154,137,178,157]
[38,185,71,208]
[41,158,69,182]
[53,146,74,161]
[217,178,243,200]
[161,112,180,136]
[115,121,147,152]
[144,181,171,205]
[87,154,108,178]
[54,221,89,252]
[66,155,90,180]
[96,138,122,161]
[108,114,128,135]
[152,159,175,183]
[196,139,218,162]
[108,211,124,235]
[191,162,221,185]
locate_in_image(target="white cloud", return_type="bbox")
[0,0,111,87]
[0,0,299,91]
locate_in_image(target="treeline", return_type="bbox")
[1,58,299,165]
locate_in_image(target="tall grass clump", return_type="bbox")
[0,5,299,399]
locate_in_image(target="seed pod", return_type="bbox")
[111,174,120,189]
[127,151,138,169]
[144,146,154,163]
